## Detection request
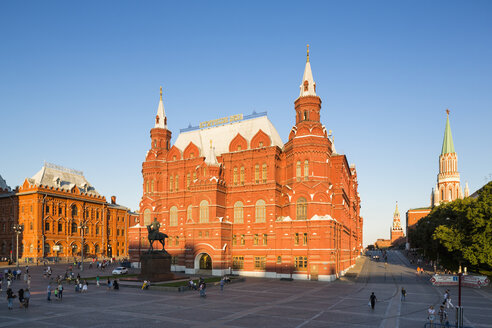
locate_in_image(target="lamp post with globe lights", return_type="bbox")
[12,223,24,269]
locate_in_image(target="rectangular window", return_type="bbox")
[263,234,267,245]
[295,256,308,271]
[169,176,174,192]
[304,160,309,181]
[253,234,258,245]
[232,235,237,246]
[187,173,190,188]
[175,175,179,192]
[58,222,63,232]
[232,256,244,269]
[254,256,266,270]
[233,167,238,186]
[295,233,299,245]
[175,236,179,246]
[95,226,100,235]
[255,164,259,184]
[205,231,209,237]
[262,164,267,183]
[303,233,308,246]
[296,161,301,182]
[240,166,245,185]
[46,204,50,214]
[240,234,245,245]
[198,231,202,238]
[45,221,50,231]
[171,256,178,265]
[277,256,282,264]
[193,172,197,181]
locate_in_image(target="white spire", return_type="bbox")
[154,86,167,129]
[299,44,317,98]
[464,182,470,198]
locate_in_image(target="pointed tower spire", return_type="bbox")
[155,86,167,129]
[464,182,470,198]
[299,44,316,98]
[441,109,455,155]
[394,201,399,216]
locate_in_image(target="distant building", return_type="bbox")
[0,175,16,260]
[129,47,363,281]
[406,111,469,247]
[374,239,391,249]
[390,202,404,244]
[0,163,137,262]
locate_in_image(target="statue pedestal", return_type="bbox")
[138,251,175,282]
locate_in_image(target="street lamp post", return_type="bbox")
[79,220,88,271]
[12,224,24,269]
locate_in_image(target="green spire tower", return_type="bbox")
[441,109,455,155]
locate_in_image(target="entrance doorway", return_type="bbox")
[199,253,212,270]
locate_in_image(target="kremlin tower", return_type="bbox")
[390,202,404,244]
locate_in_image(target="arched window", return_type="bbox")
[193,171,197,181]
[169,176,174,192]
[144,209,151,226]
[58,220,63,232]
[71,204,78,217]
[240,166,245,185]
[296,161,301,181]
[187,205,192,221]
[255,199,266,223]
[151,180,154,193]
[45,221,50,231]
[145,180,149,193]
[304,160,309,181]
[449,189,452,201]
[199,200,209,223]
[233,167,238,186]
[262,163,267,183]
[297,197,307,220]
[83,244,89,255]
[175,175,179,191]
[70,221,77,233]
[234,201,244,224]
[187,173,190,188]
[71,244,78,255]
[170,206,178,226]
[255,164,259,184]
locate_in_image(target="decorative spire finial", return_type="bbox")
[446,108,450,116]
[306,44,310,62]
[160,86,163,101]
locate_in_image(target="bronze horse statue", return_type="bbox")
[147,225,168,252]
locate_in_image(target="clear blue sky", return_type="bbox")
[1,1,491,246]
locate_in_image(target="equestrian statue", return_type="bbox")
[147,218,168,252]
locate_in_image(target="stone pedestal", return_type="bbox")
[139,251,175,282]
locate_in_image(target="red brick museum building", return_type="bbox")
[129,49,363,280]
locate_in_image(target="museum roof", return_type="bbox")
[174,112,284,163]
[0,175,10,191]
[27,162,100,196]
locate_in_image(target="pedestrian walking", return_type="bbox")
[27,275,31,289]
[82,281,88,292]
[220,277,225,292]
[113,280,119,290]
[47,284,52,302]
[18,288,24,308]
[443,289,449,305]
[107,279,112,291]
[427,305,436,327]
[438,305,448,326]
[23,288,30,309]
[58,283,63,300]
[0,280,2,296]
[199,282,207,297]
[401,287,406,301]
[369,292,377,309]
[96,275,100,287]
[6,288,15,310]
[54,287,59,299]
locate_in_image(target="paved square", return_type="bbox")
[1,251,491,327]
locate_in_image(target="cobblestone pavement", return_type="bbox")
[0,252,491,328]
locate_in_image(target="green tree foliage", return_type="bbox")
[409,182,492,271]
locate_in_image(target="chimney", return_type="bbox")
[111,196,116,204]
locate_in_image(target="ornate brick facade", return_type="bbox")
[129,50,363,280]
[0,164,137,262]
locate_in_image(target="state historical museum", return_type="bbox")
[129,48,363,281]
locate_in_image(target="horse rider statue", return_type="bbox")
[147,218,168,252]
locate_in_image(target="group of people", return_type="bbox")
[6,287,30,310]
[428,304,450,327]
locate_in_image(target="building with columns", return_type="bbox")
[129,48,363,281]
[406,111,469,247]
[0,163,137,262]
